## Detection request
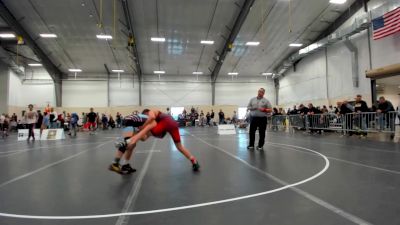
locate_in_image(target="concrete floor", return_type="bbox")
[0,127,399,225]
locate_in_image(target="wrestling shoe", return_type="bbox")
[121,164,136,174]
[109,163,121,174]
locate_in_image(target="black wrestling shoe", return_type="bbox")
[121,164,136,174]
[191,159,200,171]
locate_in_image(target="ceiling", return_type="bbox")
[0,0,357,80]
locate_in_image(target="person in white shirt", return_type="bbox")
[25,104,38,141]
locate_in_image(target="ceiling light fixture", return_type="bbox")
[245,42,260,46]
[112,69,124,73]
[28,63,42,67]
[96,34,113,40]
[151,37,166,42]
[228,72,239,75]
[192,72,203,75]
[289,43,303,47]
[200,40,214,45]
[39,33,57,38]
[154,71,165,74]
[329,0,347,4]
[262,72,273,76]
[69,69,82,72]
[0,33,16,38]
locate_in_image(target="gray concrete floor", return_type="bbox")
[0,127,399,225]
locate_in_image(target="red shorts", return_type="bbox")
[150,116,181,143]
[87,122,96,128]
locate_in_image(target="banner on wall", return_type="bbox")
[17,129,65,141]
[217,124,237,135]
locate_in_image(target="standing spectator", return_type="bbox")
[25,104,38,141]
[11,113,17,123]
[36,110,43,129]
[339,101,354,136]
[86,108,97,134]
[354,94,369,136]
[247,88,272,150]
[69,113,79,137]
[81,112,87,126]
[210,110,215,126]
[232,111,238,125]
[41,112,50,136]
[2,114,9,137]
[190,108,198,126]
[218,109,225,124]
[377,96,395,133]
[49,108,58,128]
[101,114,108,130]
[109,115,116,129]
[57,113,64,129]
[116,112,122,128]
[198,111,204,126]
[206,112,211,126]
[166,107,171,115]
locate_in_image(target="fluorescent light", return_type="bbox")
[69,69,82,72]
[112,69,124,73]
[329,0,346,4]
[245,42,260,46]
[262,72,273,76]
[154,71,165,74]
[193,72,203,75]
[200,40,214,45]
[96,34,113,39]
[289,43,303,47]
[28,63,42,67]
[0,33,16,38]
[39,33,57,38]
[151,37,166,42]
[228,72,239,75]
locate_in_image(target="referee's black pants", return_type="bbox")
[249,117,267,148]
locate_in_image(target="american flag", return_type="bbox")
[372,6,400,40]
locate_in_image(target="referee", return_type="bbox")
[247,88,272,150]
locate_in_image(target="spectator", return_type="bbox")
[101,114,108,130]
[0,113,5,137]
[109,115,116,129]
[36,110,43,129]
[25,104,38,141]
[69,112,79,137]
[377,96,395,133]
[354,94,369,136]
[166,107,171,115]
[11,113,17,123]
[218,109,225,124]
[41,112,50,136]
[206,112,211,126]
[199,111,205,126]
[232,111,238,125]
[49,108,58,128]
[210,109,215,126]
[190,108,198,126]
[86,108,97,134]
[116,112,122,128]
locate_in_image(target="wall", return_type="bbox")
[8,70,56,110]
[278,0,400,108]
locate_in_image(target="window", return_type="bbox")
[238,107,247,120]
[171,107,184,120]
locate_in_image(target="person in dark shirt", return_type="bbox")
[307,103,322,134]
[86,108,97,134]
[218,110,225,124]
[377,96,395,134]
[354,95,369,136]
[339,101,354,136]
[36,110,43,129]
